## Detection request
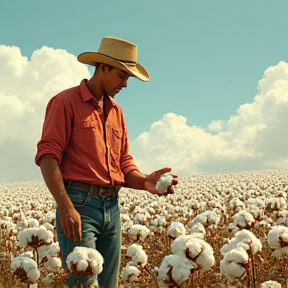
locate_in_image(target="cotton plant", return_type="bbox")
[220,247,249,279]
[126,243,148,268]
[186,222,206,239]
[120,243,148,285]
[188,210,220,228]
[18,225,54,265]
[267,225,288,257]
[157,254,197,287]
[233,210,256,229]
[133,212,149,226]
[157,234,214,287]
[221,229,262,256]
[128,224,150,242]
[10,254,40,284]
[11,224,67,287]
[19,225,53,249]
[120,264,141,283]
[228,198,246,214]
[66,246,104,288]
[28,218,40,228]
[38,241,62,271]
[166,221,187,238]
[171,234,215,270]
[220,229,262,284]
[149,215,167,229]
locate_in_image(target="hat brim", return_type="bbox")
[77,52,150,82]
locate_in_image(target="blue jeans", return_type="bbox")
[56,188,121,288]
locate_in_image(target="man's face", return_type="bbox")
[102,66,130,97]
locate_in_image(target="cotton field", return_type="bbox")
[1,169,288,288]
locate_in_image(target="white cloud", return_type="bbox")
[131,61,288,176]
[0,45,90,182]
[0,44,287,182]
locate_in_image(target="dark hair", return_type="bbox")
[94,63,114,74]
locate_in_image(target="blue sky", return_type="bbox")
[1,1,288,182]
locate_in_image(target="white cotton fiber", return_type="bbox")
[156,173,173,193]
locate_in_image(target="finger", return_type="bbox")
[166,186,175,195]
[73,221,81,242]
[172,179,178,185]
[78,221,82,242]
[157,167,172,176]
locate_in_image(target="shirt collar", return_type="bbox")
[80,79,94,102]
[79,79,117,107]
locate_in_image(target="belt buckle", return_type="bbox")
[99,186,113,198]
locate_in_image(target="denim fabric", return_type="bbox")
[56,188,121,288]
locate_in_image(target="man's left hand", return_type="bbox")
[144,167,178,196]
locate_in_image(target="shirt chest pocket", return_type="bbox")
[80,119,101,142]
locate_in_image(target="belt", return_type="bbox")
[64,180,120,198]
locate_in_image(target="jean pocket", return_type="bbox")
[67,189,90,207]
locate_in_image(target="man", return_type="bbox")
[35,36,177,288]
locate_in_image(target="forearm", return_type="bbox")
[40,157,74,211]
[124,170,147,190]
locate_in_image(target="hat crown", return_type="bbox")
[98,37,137,63]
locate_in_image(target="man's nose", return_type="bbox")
[122,79,128,88]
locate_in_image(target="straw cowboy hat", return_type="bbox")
[77,37,150,82]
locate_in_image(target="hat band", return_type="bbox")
[97,53,137,67]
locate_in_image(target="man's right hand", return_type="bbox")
[39,158,83,242]
[59,206,82,242]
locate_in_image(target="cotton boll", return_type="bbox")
[19,226,54,247]
[11,255,40,283]
[229,199,245,213]
[271,246,288,258]
[157,254,196,287]
[187,222,206,236]
[156,173,173,193]
[171,235,215,270]
[121,214,131,222]
[261,280,281,288]
[220,247,248,279]
[66,246,104,276]
[126,244,147,268]
[121,264,141,282]
[149,215,167,228]
[193,240,215,270]
[128,224,150,242]
[26,268,41,282]
[28,219,39,228]
[166,221,186,238]
[133,213,147,225]
[42,211,55,225]
[221,229,262,256]
[77,259,89,271]
[44,256,62,270]
[122,220,134,231]
[233,210,255,228]
[247,198,265,208]
[189,210,219,227]
[226,222,240,235]
[41,222,54,233]
[267,225,288,249]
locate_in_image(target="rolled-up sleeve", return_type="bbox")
[35,96,73,166]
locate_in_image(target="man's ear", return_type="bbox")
[98,63,106,73]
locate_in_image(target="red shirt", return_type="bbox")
[35,79,138,186]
